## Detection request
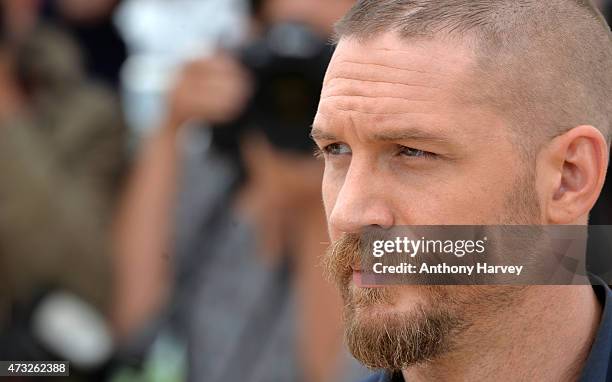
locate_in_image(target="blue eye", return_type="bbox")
[399,146,435,158]
[323,143,352,156]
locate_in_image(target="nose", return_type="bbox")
[328,163,394,234]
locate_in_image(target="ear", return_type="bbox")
[537,125,609,224]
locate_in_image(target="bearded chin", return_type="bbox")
[347,284,393,309]
[324,234,462,370]
[341,283,461,371]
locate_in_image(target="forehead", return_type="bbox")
[327,33,476,88]
[314,33,495,142]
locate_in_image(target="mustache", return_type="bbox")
[322,233,361,288]
[322,233,392,307]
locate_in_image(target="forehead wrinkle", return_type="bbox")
[321,61,447,115]
[325,76,441,89]
[324,67,438,88]
[324,61,449,88]
[335,34,476,72]
[326,36,479,103]
[320,67,476,121]
[321,95,437,103]
[321,77,441,102]
[316,104,443,117]
[318,93,442,116]
[314,109,449,139]
[333,60,451,78]
[312,107,361,143]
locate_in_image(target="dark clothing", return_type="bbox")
[42,1,127,87]
[359,283,612,382]
[582,283,612,381]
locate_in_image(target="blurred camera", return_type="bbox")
[212,22,334,156]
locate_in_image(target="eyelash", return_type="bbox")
[314,143,437,159]
[314,143,350,158]
[313,147,325,159]
[398,146,437,159]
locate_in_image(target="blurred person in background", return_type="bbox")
[0,2,127,377]
[2,0,41,41]
[42,0,127,88]
[114,0,248,140]
[112,0,370,381]
[2,0,127,88]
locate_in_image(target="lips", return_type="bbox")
[352,269,364,286]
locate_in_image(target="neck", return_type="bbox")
[403,285,602,382]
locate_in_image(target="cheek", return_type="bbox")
[386,168,516,225]
[321,168,340,222]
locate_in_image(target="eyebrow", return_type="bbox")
[310,127,337,141]
[372,129,453,144]
[310,125,454,145]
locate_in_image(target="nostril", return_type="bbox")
[371,223,393,230]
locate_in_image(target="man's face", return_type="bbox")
[313,33,542,369]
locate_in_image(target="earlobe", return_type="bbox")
[545,126,609,224]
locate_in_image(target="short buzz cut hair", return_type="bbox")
[335,0,612,155]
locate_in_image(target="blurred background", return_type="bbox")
[0,1,610,381]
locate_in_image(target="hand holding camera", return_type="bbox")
[166,53,253,128]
